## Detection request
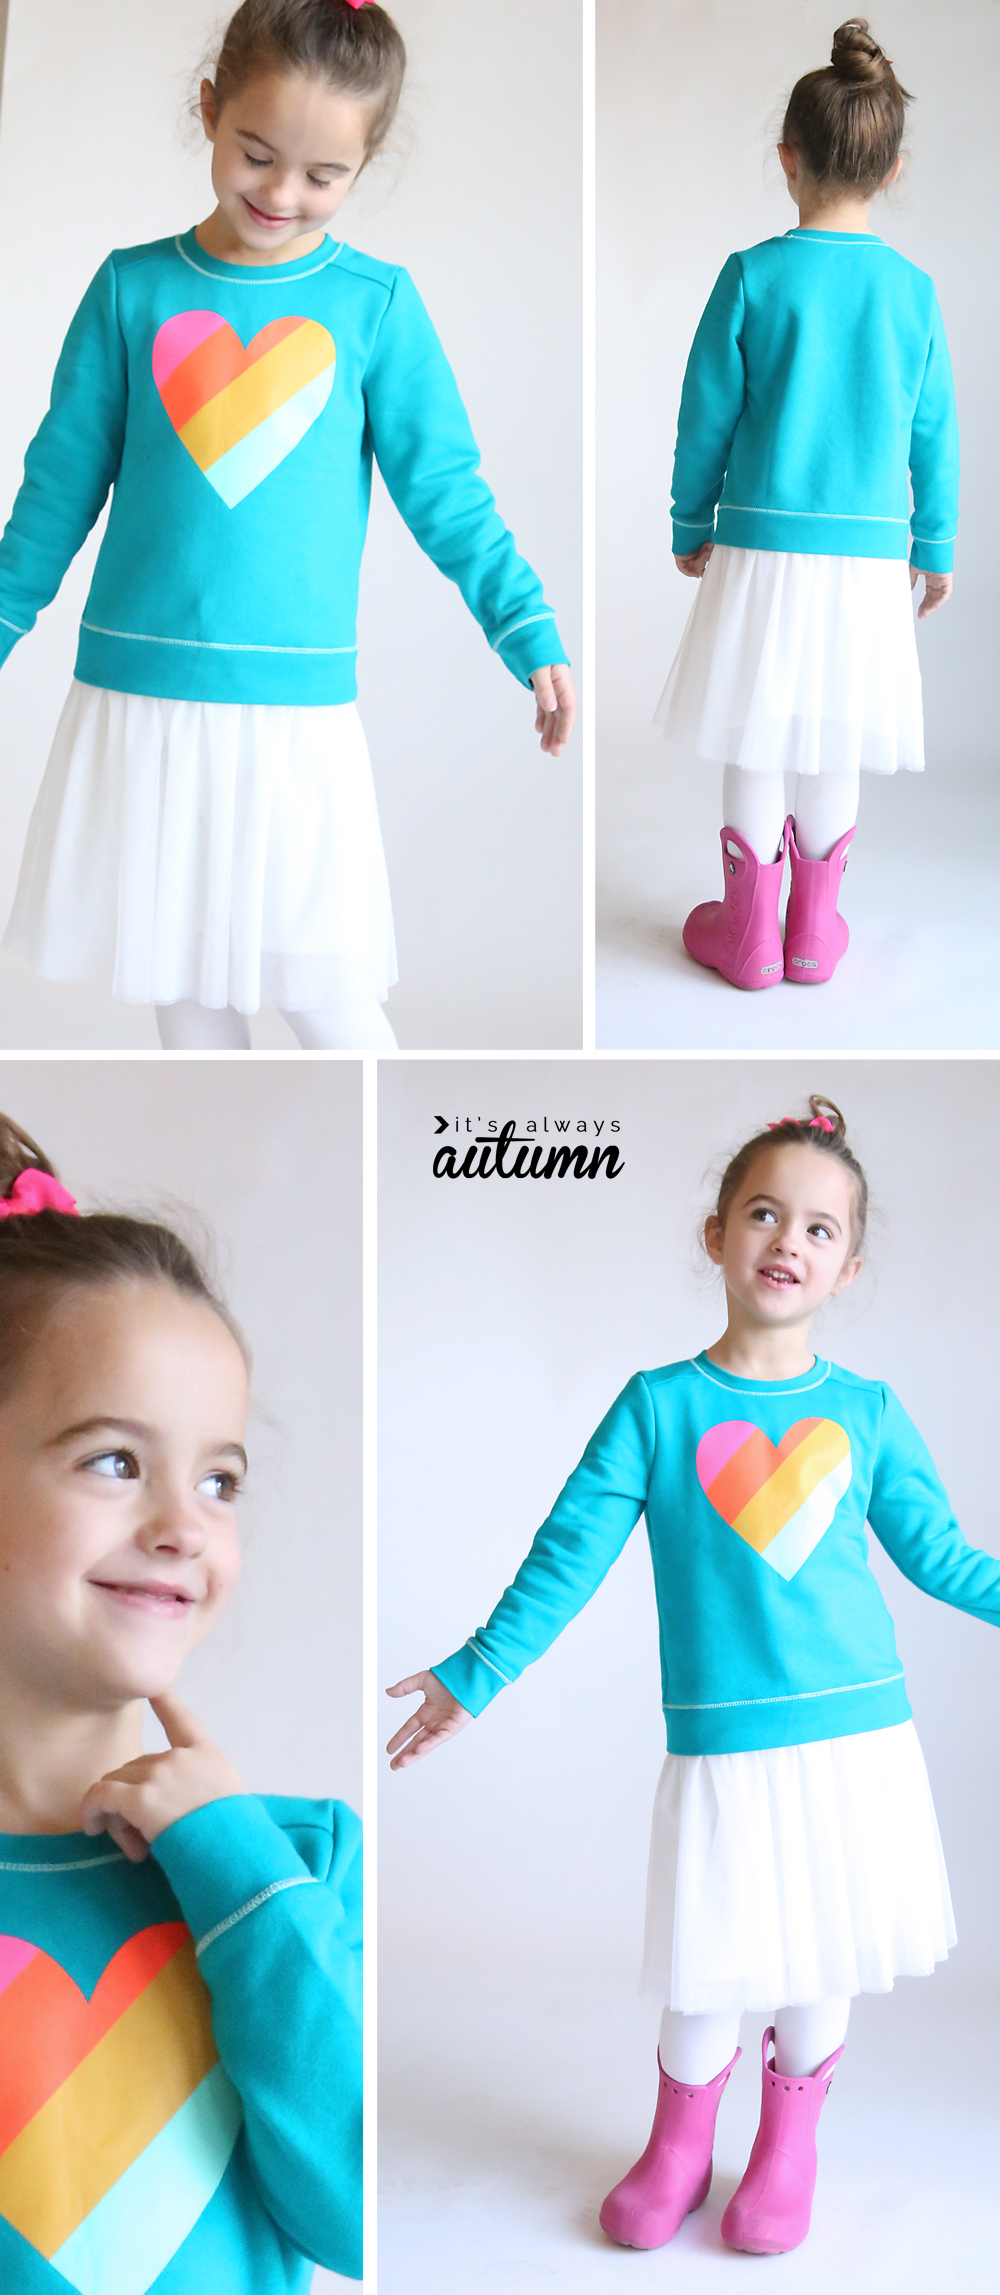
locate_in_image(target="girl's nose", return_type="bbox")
[136,1496,206,1555]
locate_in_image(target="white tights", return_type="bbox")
[722,764,860,864]
[155,999,398,1052]
[658,1996,851,2084]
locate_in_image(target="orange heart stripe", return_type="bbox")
[153,308,336,508]
[696,1417,852,1580]
[0,1923,242,2290]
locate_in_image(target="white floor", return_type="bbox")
[597,750,1000,1050]
[379,1952,1000,2292]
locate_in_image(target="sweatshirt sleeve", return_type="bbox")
[0,255,128,673]
[908,287,960,575]
[867,1385,1000,1625]
[432,1374,656,1716]
[670,253,746,557]
[152,1794,362,2281]
[362,266,568,687]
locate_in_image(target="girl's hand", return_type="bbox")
[531,664,577,756]
[910,566,953,619]
[675,542,713,578]
[385,1671,472,1771]
[78,1692,246,1864]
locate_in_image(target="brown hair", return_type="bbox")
[713,1095,868,1254]
[782,20,912,198]
[0,1114,248,1398]
[209,0,407,153]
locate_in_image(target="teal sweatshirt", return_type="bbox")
[433,1354,1000,1755]
[671,230,959,573]
[0,230,567,706]
[0,1794,361,2290]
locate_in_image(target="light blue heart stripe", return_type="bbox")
[49,2060,243,2295]
[205,365,336,508]
[759,1453,853,1581]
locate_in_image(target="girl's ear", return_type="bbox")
[200,79,219,143]
[703,1214,725,1267]
[832,1254,863,1297]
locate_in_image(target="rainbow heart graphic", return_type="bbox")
[696,1418,852,1580]
[153,309,336,508]
[0,1923,242,2292]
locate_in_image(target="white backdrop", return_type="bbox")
[596,0,1000,1053]
[0,0,582,1051]
[0,1057,362,1811]
[380,1056,1000,1984]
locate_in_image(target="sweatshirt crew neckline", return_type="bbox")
[784,228,884,244]
[176,225,343,283]
[690,1350,830,1397]
[0,1829,127,1868]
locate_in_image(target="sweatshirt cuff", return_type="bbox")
[151,1794,312,1951]
[493,611,569,688]
[0,616,25,671]
[672,519,715,557]
[432,1637,512,1717]
[909,535,955,575]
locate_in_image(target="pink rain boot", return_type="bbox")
[599,2045,740,2250]
[683,825,785,990]
[783,816,855,984]
[720,2026,844,2255]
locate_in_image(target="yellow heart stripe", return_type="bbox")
[0,1940,216,2257]
[179,320,336,475]
[732,1419,851,1554]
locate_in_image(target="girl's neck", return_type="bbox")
[792,190,877,235]
[705,1321,818,1383]
[0,1690,143,1836]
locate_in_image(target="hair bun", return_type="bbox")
[831,18,888,82]
[0,1114,57,1203]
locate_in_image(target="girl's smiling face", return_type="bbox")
[0,1282,248,1714]
[705,1144,862,1334]
[200,70,375,263]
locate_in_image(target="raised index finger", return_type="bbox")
[149,1691,206,1749]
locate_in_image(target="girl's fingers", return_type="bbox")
[386,1673,431,1698]
[149,1691,206,1749]
[385,1710,427,1757]
[531,670,557,715]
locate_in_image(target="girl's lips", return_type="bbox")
[243,198,296,229]
[90,1582,195,1617]
[757,1267,799,1288]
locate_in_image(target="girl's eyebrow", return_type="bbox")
[47,1416,249,1470]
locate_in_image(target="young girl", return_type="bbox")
[0,1117,361,2287]
[387,1096,999,2256]
[0,0,575,1051]
[655,20,957,990]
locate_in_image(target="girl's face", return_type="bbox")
[0,1282,248,1714]
[202,70,374,260]
[704,1145,862,1335]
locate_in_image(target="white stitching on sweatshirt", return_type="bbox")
[174,235,343,284]
[665,1672,905,1713]
[81,622,356,658]
[689,1356,832,1397]
[195,1875,319,1958]
[0,1851,125,1873]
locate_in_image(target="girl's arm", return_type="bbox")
[389,1373,656,1743]
[152,1795,363,2281]
[670,254,746,563]
[868,1386,1000,1627]
[0,258,128,671]
[362,267,572,705]
[908,289,960,585]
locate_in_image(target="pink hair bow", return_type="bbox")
[767,1115,834,1135]
[0,1168,79,1219]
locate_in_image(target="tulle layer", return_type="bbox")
[641,1722,956,2012]
[4,682,398,1014]
[654,545,924,775]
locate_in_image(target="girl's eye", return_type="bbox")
[750,1207,776,1225]
[198,1470,242,1504]
[85,1450,138,1481]
[809,1223,834,1242]
[309,176,335,190]
[244,154,269,168]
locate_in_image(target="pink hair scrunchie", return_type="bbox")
[767,1115,835,1135]
[0,1169,79,1219]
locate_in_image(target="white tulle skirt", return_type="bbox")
[640,1722,956,2013]
[3,682,398,1014]
[654,546,924,776]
